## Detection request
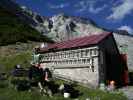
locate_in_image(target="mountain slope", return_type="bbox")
[0,0,105,42]
[0,6,52,45]
[45,14,105,41]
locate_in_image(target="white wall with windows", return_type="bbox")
[39,46,99,87]
[40,46,99,68]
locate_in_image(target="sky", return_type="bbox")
[15,0,133,34]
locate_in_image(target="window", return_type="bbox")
[85,50,88,56]
[86,49,90,57]
[73,52,76,58]
[69,53,72,58]
[83,59,86,64]
[79,59,82,64]
[64,52,66,58]
[66,52,68,58]
[66,60,68,64]
[92,50,96,56]
[60,54,62,59]
[58,61,60,64]
[70,60,72,64]
[87,59,90,64]
[74,60,77,64]
[78,59,80,64]
[91,65,94,72]
[90,50,92,56]
[68,60,70,64]
[92,58,94,65]
[94,49,97,55]
[62,54,65,58]
[77,52,80,58]
[47,53,49,57]
[81,50,83,57]
[71,60,73,64]
[53,55,55,59]
[64,60,66,64]
[54,61,57,65]
[72,51,74,58]
[61,52,63,59]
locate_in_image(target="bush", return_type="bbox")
[16,80,30,91]
[11,79,30,91]
[0,80,8,88]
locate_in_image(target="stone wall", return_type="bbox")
[113,33,133,71]
[40,46,99,87]
[53,57,99,87]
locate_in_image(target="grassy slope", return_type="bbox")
[0,7,52,45]
[0,51,31,72]
[0,42,40,72]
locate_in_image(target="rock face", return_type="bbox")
[47,14,104,41]
[20,6,50,34]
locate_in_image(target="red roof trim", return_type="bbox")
[39,32,112,52]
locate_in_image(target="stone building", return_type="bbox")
[36,32,127,87]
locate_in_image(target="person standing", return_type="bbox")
[42,68,53,97]
[28,63,43,89]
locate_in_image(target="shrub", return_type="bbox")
[0,80,8,88]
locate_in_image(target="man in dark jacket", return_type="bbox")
[28,63,43,88]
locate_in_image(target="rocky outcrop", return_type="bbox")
[47,14,105,41]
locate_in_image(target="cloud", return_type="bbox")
[48,3,69,9]
[89,4,107,14]
[75,1,88,12]
[110,0,123,6]
[118,25,133,33]
[107,0,133,20]
[75,0,107,14]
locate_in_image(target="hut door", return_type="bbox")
[105,50,113,85]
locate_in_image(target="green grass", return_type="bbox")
[0,88,65,100]
[0,51,32,72]
[76,85,126,100]
[0,79,127,100]
[55,80,127,100]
